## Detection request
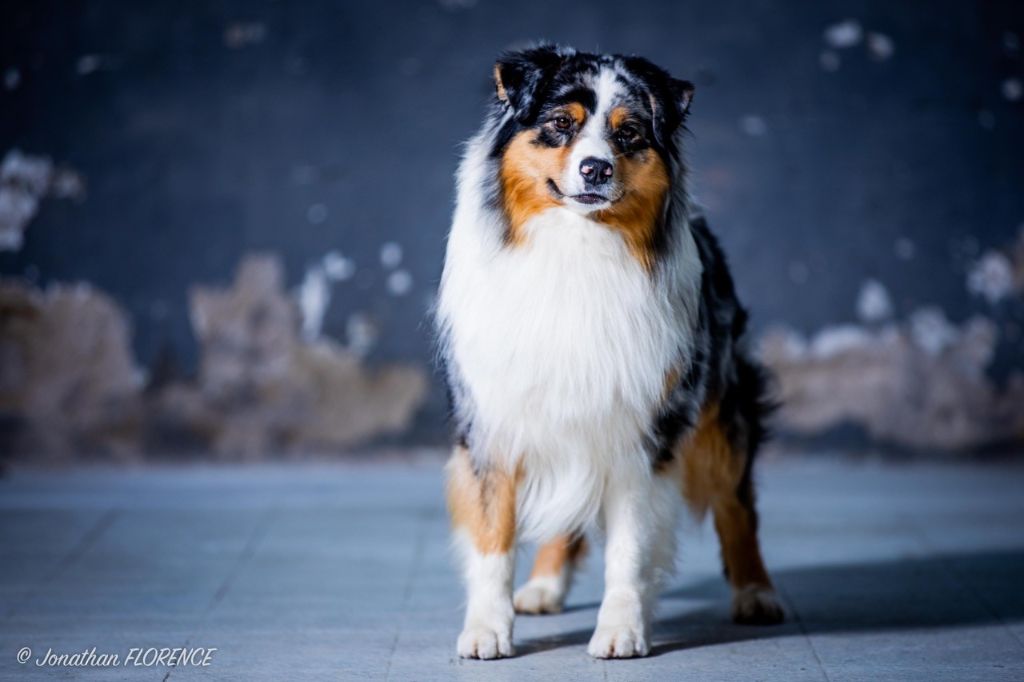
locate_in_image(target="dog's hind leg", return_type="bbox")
[680,405,784,625]
[446,446,520,659]
[712,477,783,624]
[514,534,587,614]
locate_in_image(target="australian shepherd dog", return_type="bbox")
[435,45,783,660]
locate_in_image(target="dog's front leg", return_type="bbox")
[588,469,677,659]
[446,447,518,659]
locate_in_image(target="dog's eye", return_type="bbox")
[616,125,643,145]
[552,115,573,131]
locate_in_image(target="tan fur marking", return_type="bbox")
[499,113,669,265]
[676,404,773,590]
[594,150,670,270]
[662,366,681,401]
[608,106,630,130]
[647,93,660,126]
[494,63,509,103]
[500,130,568,244]
[529,535,588,579]
[446,446,519,554]
[563,102,587,126]
[677,404,739,513]
[713,493,772,589]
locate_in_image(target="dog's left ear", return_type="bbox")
[649,77,695,147]
[670,78,695,119]
[622,56,694,147]
[494,45,563,124]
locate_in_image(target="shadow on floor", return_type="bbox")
[516,548,1024,657]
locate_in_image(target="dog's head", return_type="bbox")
[489,45,694,248]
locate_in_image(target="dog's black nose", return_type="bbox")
[579,157,613,186]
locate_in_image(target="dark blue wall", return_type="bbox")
[2,0,1022,442]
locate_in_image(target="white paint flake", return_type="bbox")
[323,251,355,281]
[824,19,863,49]
[387,269,413,296]
[857,279,893,323]
[866,32,895,61]
[740,115,767,137]
[297,265,330,341]
[380,241,403,268]
[346,312,378,356]
[0,149,83,252]
[1002,78,1022,102]
[909,307,959,356]
[967,251,1015,304]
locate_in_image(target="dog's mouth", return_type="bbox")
[547,179,619,207]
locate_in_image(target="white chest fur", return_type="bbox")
[438,206,700,538]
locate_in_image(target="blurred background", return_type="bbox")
[1,0,1022,464]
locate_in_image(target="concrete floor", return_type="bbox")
[1,458,1023,681]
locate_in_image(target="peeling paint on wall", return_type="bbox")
[761,308,1024,451]
[167,255,428,457]
[0,255,428,461]
[966,227,1024,304]
[0,150,84,251]
[821,17,896,68]
[2,3,1022,452]
[0,281,143,457]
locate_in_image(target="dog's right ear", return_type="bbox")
[493,45,562,124]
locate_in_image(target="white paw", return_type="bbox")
[514,576,565,614]
[732,585,785,625]
[457,625,514,659]
[588,624,650,658]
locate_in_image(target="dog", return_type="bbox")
[434,45,783,660]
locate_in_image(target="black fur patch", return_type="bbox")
[652,215,778,474]
[550,86,597,113]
